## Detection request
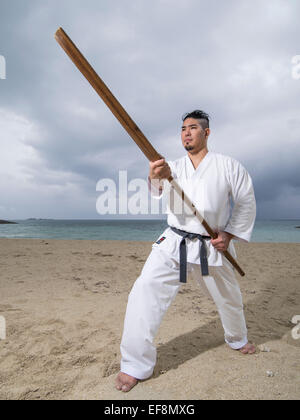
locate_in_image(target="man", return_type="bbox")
[116,110,256,393]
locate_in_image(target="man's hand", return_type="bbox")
[149,159,171,181]
[211,231,234,252]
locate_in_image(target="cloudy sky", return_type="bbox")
[0,0,299,220]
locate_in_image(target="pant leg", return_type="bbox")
[191,258,248,349]
[120,247,182,380]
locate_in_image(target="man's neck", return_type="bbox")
[188,148,209,170]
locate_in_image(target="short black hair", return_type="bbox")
[182,110,210,130]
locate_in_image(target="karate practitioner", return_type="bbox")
[116,110,256,392]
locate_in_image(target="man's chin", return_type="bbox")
[185,146,194,151]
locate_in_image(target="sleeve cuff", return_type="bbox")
[224,227,252,243]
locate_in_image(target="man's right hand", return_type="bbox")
[149,159,171,181]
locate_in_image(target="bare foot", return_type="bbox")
[238,342,256,354]
[115,372,138,392]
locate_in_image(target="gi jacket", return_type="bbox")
[151,152,256,267]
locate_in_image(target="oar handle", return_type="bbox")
[55,27,246,277]
[169,177,245,277]
[55,27,161,162]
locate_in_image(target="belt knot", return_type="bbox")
[170,226,210,283]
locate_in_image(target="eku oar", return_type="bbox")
[54,27,245,277]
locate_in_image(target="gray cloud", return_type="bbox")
[0,0,300,219]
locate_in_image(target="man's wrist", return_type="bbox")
[148,177,163,192]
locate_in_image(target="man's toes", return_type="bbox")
[115,373,138,392]
[122,378,138,392]
[115,374,125,390]
[246,344,256,354]
[115,379,122,391]
[239,343,256,354]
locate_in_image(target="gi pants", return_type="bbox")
[120,247,248,380]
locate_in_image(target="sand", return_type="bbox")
[0,238,299,400]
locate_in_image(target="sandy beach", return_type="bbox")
[0,238,299,400]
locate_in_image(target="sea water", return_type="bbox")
[0,219,300,243]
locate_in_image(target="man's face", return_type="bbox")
[181,117,209,154]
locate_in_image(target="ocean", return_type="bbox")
[0,219,300,243]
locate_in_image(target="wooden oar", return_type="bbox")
[54,27,245,277]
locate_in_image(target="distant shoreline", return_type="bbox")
[1,219,299,242]
[0,220,18,224]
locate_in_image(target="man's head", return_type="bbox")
[182,110,210,130]
[181,110,210,154]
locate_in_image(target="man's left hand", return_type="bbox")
[211,231,234,252]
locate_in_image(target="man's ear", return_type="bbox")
[205,128,211,138]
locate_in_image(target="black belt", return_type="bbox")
[170,226,210,283]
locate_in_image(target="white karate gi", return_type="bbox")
[120,152,256,380]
